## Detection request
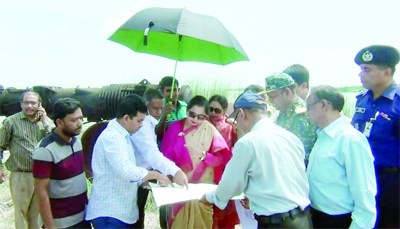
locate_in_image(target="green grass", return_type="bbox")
[342,92,357,118]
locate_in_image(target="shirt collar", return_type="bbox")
[286,97,305,114]
[251,117,272,132]
[318,116,348,138]
[50,129,77,145]
[363,83,399,100]
[163,98,185,107]
[146,115,159,125]
[109,119,131,138]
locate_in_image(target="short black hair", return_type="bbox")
[311,85,344,111]
[283,64,310,87]
[159,76,179,90]
[209,94,228,109]
[188,95,210,115]
[244,84,264,93]
[143,88,164,105]
[52,98,81,126]
[116,94,147,119]
[20,91,42,103]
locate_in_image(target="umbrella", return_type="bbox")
[108,7,249,99]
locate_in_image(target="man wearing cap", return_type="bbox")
[265,72,317,164]
[201,91,312,229]
[352,45,400,228]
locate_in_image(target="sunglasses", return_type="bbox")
[209,107,223,114]
[188,111,207,120]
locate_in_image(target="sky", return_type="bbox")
[1,0,399,89]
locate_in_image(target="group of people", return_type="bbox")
[0,44,398,229]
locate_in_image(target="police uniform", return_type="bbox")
[352,45,400,228]
[265,73,317,162]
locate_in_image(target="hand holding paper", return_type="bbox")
[149,183,244,206]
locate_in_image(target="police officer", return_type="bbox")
[265,72,317,164]
[352,45,400,228]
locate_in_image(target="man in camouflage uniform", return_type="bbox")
[265,72,317,164]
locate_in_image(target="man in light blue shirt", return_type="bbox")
[202,91,312,229]
[130,88,188,228]
[306,85,377,229]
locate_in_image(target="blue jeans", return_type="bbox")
[92,217,133,229]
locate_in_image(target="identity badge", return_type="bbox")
[363,122,373,137]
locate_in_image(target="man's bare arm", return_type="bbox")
[35,178,58,229]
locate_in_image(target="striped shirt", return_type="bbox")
[33,131,87,229]
[85,119,148,224]
[0,112,53,171]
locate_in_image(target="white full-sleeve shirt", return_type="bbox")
[130,115,180,176]
[307,117,377,229]
[206,118,311,216]
[85,119,149,224]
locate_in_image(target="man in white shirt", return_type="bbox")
[306,85,376,229]
[86,95,172,228]
[130,88,188,228]
[201,91,312,229]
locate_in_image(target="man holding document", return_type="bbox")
[130,88,188,228]
[201,91,313,229]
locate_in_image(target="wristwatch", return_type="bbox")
[200,151,207,161]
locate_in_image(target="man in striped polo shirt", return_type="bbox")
[0,91,54,229]
[33,98,91,229]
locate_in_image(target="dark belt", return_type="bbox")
[254,206,308,224]
[377,167,399,174]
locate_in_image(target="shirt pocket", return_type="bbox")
[311,152,342,184]
[372,113,399,138]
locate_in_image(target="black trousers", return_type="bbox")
[376,167,400,229]
[130,186,150,229]
[255,207,313,229]
[310,208,351,229]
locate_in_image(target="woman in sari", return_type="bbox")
[208,95,240,229]
[208,95,237,150]
[161,95,233,229]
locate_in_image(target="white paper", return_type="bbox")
[149,182,245,206]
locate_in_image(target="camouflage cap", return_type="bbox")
[265,72,295,92]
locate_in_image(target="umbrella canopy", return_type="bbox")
[108,7,249,65]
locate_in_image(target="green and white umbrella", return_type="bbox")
[108,7,249,98]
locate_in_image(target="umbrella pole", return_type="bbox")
[169,59,179,102]
[170,35,183,103]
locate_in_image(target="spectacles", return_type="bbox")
[233,109,241,124]
[188,111,207,120]
[21,101,39,106]
[306,101,321,110]
[209,107,223,114]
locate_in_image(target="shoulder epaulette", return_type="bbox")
[356,89,369,98]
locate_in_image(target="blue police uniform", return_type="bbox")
[352,84,400,167]
[352,44,400,228]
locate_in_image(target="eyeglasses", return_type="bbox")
[21,101,40,106]
[188,111,207,120]
[233,109,241,124]
[306,101,321,110]
[209,107,223,114]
